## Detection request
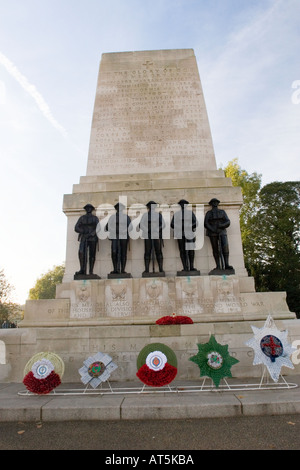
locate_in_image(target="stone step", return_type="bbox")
[72,176,233,194]
[64,186,243,211]
[79,169,226,183]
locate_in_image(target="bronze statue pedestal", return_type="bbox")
[209,268,235,276]
[142,271,166,278]
[74,274,101,280]
[176,270,200,277]
[107,273,132,279]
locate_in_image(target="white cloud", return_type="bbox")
[0,51,68,138]
[0,80,5,104]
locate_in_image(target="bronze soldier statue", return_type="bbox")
[204,198,234,273]
[106,202,133,275]
[171,199,199,273]
[74,203,99,277]
[139,201,165,275]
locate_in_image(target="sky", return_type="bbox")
[0,0,299,304]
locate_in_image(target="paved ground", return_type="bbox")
[1,376,300,453]
[1,414,299,451]
[1,376,300,422]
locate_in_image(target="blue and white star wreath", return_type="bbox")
[79,352,118,388]
[245,315,295,382]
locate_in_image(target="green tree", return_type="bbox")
[29,264,65,300]
[223,159,300,317]
[0,269,22,326]
[222,158,262,266]
[247,182,300,316]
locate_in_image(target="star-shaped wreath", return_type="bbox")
[245,315,295,382]
[189,335,239,387]
[79,352,118,388]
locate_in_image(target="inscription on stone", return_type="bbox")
[87,50,216,176]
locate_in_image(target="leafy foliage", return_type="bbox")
[247,182,300,316]
[223,159,300,317]
[29,264,65,300]
[0,269,22,326]
[223,158,262,270]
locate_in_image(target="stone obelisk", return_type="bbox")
[86,49,217,176]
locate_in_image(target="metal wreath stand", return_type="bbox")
[18,368,298,396]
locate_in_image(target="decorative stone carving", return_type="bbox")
[175,277,203,315]
[138,278,171,316]
[213,277,241,314]
[105,279,133,317]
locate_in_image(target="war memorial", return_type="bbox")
[1,49,299,391]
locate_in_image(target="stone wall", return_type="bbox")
[1,319,300,383]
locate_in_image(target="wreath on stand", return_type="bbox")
[78,352,118,388]
[245,315,295,382]
[189,335,239,388]
[136,343,178,387]
[23,352,64,394]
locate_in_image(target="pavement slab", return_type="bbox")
[0,377,300,422]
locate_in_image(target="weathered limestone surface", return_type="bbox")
[21,276,294,328]
[1,319,299,383]
[86,49,217,176]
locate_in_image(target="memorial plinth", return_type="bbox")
[10,49,298,384]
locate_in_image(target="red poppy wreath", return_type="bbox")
[156,315,193,325]
[136,343,177,387]
[23,352,64,394]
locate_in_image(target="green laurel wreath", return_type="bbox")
[189,335,239,387]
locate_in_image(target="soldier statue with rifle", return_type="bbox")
[139,201,165,275]
[106,202,133,275]
[171,199,199,273]
[74,203,100,278]
[204,198,234,273]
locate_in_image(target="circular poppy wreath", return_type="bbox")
[23,352,64,394]
[136,343,177,387]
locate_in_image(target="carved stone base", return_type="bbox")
[22,275,296,331]
[209,268,235,276]
[9,318,300,383]
[176,270,200,277]
[107,272,132,279]
[142,271,166,278]
[74,274,101,280]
